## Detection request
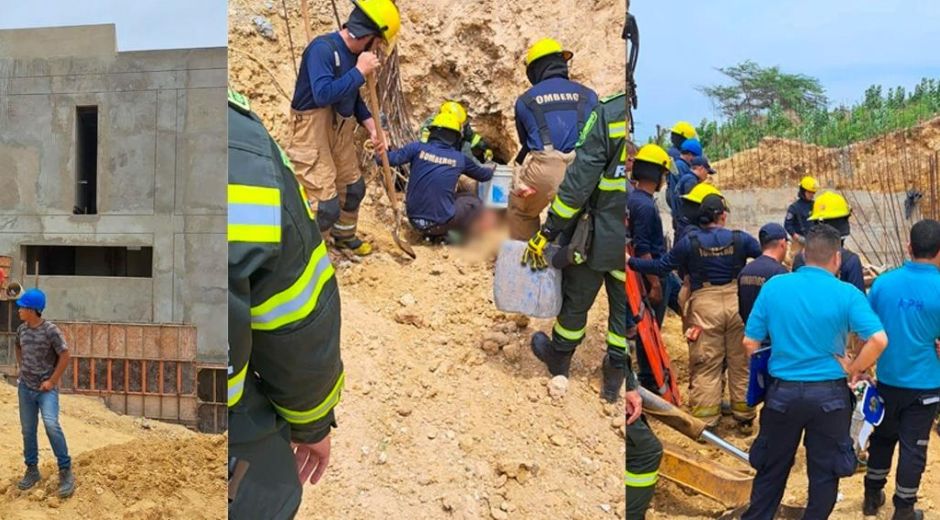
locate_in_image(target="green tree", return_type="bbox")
[698,60,828,119]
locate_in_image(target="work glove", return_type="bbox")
[483,149,494,162]
[521,231,550,270]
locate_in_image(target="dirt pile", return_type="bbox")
[298,215,625,518]
[644,319,939,520]
[713,117,940,204]
[228,0,625,159]
[0,383,226,519]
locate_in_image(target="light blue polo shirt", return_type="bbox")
[745,266,885,382]
[868,261,940,389]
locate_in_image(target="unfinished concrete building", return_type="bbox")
[0,25,227,431]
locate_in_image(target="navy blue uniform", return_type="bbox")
[672,168,699,237]
[792,247,865,292]
[514,77,598,157]
[665,146,683,221]
[291,33,370,122]
[784,198,813,239]
[628,227,762,290]
[627,190,666,260]
[737,255,789,324]
[385,140,494,226]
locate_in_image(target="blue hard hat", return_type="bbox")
[16,288,46,312]
[680,139,703,156]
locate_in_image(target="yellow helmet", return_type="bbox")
[352,0,401,50]
[524,38,573,66]
[671,121,697,140]
[809,191,851,221]
[429,112,462,133]
[634,144,672,171]
[799,175,819,192]
[681,183,723,204]
[439,101,467,126]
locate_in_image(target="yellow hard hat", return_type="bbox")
[681,182,723,204]
[634,144,672,171]
[799,175,819,192]
[671,121,697,140]
[439,101,467,126]
[809,191,851,221]
[352,0,401,50]
[524,38,573,66]
[429,112,462,133]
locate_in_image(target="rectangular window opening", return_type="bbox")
[24,245,153,277]
[74,106,99,215]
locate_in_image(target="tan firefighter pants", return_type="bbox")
[685,282,754,424]
[507,149,576,240]
[286,106,363,240]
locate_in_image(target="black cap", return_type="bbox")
[345,7,381,39]
[758,223,788,246]
[691,155,716,175]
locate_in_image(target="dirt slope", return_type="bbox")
[0,383,226,519]
[645,318,940,520]
[296,210,625,518]
[229,0,625,158]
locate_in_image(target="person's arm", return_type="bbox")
[360,116,386,155]
[630,203,662,301]
[628,237,686,276]
[384,142,417,167]
[14,332,21,368]
[513,99,531,165]
[307,42,367,108]
[792,252,805,270]
[745,233,762,259]
[743,286,771,356]
[784,204,799,238]
[838,290,888,380]
[843,253,866,292]
[353,92,372,124]
[462,157,495,182]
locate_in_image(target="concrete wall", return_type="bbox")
[657,188,915,268]
[0,25,227,363]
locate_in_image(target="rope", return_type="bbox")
[229,46,293,103]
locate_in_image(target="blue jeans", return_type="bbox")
[18,382,71,470]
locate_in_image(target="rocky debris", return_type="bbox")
[548,375,569,399]
[251,16,276,40]
[394,309,426,327]
[495,460,539,484]
[399,293,417,307]
[479,331,511,354]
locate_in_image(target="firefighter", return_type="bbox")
[521,91,627,402]
[792,190,865,291]
[228,90,344,520]
[784,176,818,262]
[625,347,663,519]
[628,189,762,430]
[509,37,599,240]
[664,121,697,233]
[419,101,494,164]
[286,0,401,256]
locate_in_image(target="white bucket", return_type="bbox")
[478,165,513,209]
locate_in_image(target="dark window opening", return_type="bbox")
[25,245,153,277]
[0,301,23,333]
[74,106,98,215]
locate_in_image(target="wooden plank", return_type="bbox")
[179,326,197,361]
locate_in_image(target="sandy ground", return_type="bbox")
[645,317,940,520]
[293,208,624,519]
[0,382,227,519]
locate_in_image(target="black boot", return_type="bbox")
[531,332,572,377]
[17,465,40,490]
[601,355,625,403]
[892,506,924,520]
[57,468,75,498]
[862,489,884,516]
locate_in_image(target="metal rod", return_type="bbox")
[701,430,750,464]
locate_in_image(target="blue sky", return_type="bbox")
[0,0,227,51]
[630,0,940,141]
